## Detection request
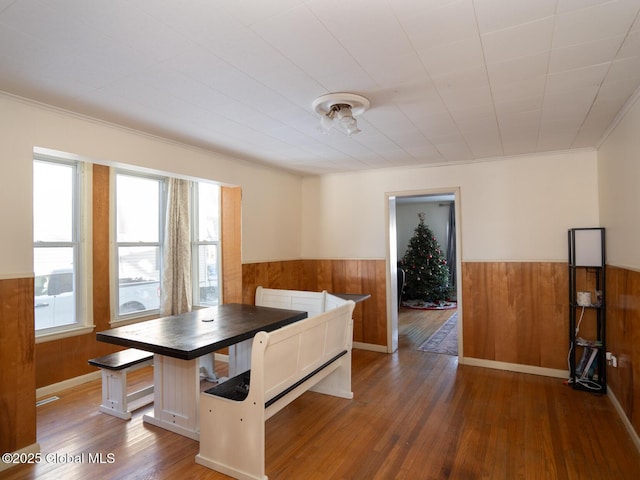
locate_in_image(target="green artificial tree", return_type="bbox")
[400,213,450,303]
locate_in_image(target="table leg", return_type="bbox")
[227,338,252,377]
[199,353,218,382]
[143,354,200,440]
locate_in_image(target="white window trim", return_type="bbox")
[33,149,94,341]
[191,182,222,308]
[110,169,165,326]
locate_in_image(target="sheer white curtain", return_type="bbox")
[161,178,192,316]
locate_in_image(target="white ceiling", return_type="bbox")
[1,0,639,175]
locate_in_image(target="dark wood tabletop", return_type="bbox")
[96,303,308,360]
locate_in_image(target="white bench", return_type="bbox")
[255,286,348,317]
[88,348,154,420]
[225,286,350,376]
[196,300,355,480]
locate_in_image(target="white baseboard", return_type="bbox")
[459,356,568,379]
[0,442,41,472]
[353,341,388,353]
[36,371,101,400]
[214,353,229,363]
[608,387,640,453]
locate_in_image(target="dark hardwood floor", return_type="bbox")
[5,332,640,479]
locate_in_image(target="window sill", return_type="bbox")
[110,313,159,328]
[35,325,96,344]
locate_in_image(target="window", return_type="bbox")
[113,173,221,321]
[115,172,164,319]
[192,182,221,307]
[33,155,91,338]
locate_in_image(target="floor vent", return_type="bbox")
[36,396,60,407]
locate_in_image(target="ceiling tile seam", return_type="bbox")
[456,0,503,159]
[530,0,560,153]
[387,2,467,162]
[124,0,340,158]
[211,4,395,163]
[155,59,372,163]
[301,4,429,161]
[0,0,16,16]
[244,3,375,101]
[0,89,303,176]
[283,3,443,165]
[571,5,640,150]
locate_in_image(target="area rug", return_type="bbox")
[417,312,458,355]
[402,299,457,310]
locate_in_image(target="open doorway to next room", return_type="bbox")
[387,191,461,357]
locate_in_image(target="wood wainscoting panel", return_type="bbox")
[0,276,36,454]
[462,262,568,369]
[221,186,242,304]
[92,164,111,332]
[242,259,387,346]
[606,265,640,438]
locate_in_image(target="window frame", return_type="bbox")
[191,181,222,308]
[111,169,166,325]
[33,149,94,342]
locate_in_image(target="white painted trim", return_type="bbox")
[311,147,597,179]
[606,263,640,274]
[461,259,566,263]
[4,92,287,176]
[0,442,41,472]
[244,257,386,263]
[608,388,640,453]
[596,84,640,149]
[36,371,101,399]
[35,325,95,344]
[214,352,229,363]
[386,186,463,357]
[353,341,388,353]
[459,356,568,379]
[0,272,34,280]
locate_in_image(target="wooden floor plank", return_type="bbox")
[4,344,640,479]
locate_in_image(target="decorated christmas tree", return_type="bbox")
[400,213,450,303]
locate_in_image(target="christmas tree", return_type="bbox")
[400,213,450,303]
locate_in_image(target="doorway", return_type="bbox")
[386,188,462,356]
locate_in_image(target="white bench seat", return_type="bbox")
[255,286,348,317]
[88,348,154,420]
[196,300,355,480]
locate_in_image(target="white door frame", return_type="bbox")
[385,187,463,355]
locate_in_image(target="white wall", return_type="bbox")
[301,150,600,261]
[396,202,450,260]
[598,94,640,271]
[0,93,303,276]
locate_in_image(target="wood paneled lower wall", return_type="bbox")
[461,262,569,370]
[606,265,640,439]
[242,259,387,346]
[242,259,577,365]
[0,277,36,455]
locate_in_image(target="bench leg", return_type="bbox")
[99,370,131,420]
[196,396,267,480]
[309,352,353,399]
[311,319,354,399]
[98,364,154,420]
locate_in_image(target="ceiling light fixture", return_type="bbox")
[312,93,370,137]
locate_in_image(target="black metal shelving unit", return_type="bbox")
[568,227,606,393]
